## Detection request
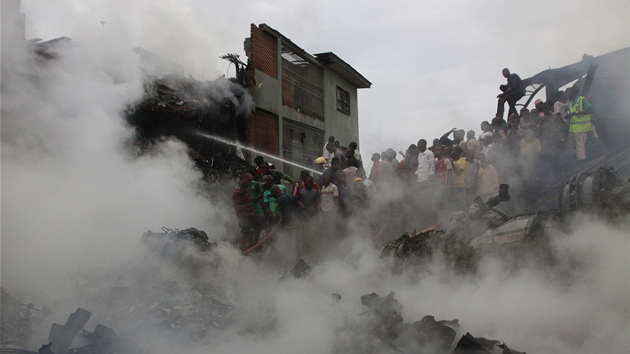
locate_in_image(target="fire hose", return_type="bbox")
[241,220,282,255]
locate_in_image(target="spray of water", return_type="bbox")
[195,131,324,175]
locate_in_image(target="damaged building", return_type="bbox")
[244,24,371,176]
[126,23,372,179]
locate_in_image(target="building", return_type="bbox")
[245,23,371,176]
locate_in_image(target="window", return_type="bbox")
[336,86,350,115]
[282,119,325,177]
[281,46,324,121]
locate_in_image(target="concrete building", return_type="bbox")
[245,23,371,176]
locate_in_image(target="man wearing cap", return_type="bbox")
[313,157,328,185]
[496,68,526,119]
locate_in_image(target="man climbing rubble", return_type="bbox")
[496,68,526,119]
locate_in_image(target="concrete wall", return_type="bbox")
[252,69,281,113]
[322,69,360,149]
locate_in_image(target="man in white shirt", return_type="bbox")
[415,139,435,187]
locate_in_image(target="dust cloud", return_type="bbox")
[2,4,629,354]
[1,28,227,303]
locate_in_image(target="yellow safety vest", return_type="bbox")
[568,96,592,133]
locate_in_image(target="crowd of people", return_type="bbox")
[232,70,600,255]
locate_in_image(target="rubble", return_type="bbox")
[360,291,457,352]
[42,308,146,354]
[70,228,235,340]
[355,291,526,354]
[381,167,629,273]
[280,258,312,280]
[125,75,254,180]
[140,227,215,255]
[1,288,50,350]
[453,332,526,354]
[48,308,91,353]
[2,227,235,353]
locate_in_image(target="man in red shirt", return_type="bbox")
[254,155,275,177]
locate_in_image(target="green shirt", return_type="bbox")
[247,181,264,216]
[263,184,287,215]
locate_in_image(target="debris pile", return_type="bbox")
[32,307,146,354]
[1,288,50,349]
[125,75,254,180]
[381,167,629,274]
[70,228,235,340]
[141,227,215,255]
[280,258,312,280]
[453,332,526,354]
[357,291,526,353]
[359,291,457,353]
[0,227,236,353]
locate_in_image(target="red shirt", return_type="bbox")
[435,158,449,185]
[255,162,276,176]
[232,186,254,218]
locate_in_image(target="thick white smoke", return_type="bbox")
[1,27,230,303]
[2,3,629,354]
[116,218,628,354]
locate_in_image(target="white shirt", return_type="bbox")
[416,149,435,182]
[479,131,494,143]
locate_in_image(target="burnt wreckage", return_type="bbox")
[381,167,630,272]
[125,55,254,180]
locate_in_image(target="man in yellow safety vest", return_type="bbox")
[565,86,593,166]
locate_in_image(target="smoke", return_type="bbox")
[2,3,628,354]
[85,216,627,354]
[0,21,231,303]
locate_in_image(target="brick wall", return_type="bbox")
[248,109,278,155]
[250,24,277,78]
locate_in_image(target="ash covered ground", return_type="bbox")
[2,15,629,354]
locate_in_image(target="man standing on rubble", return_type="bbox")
[271,184,306,257]
[233,173,261,251]
[565,86,593,167]
[415,139,435,188]
[496,68,526,119]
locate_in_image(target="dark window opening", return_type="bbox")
[336,86,350,115]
